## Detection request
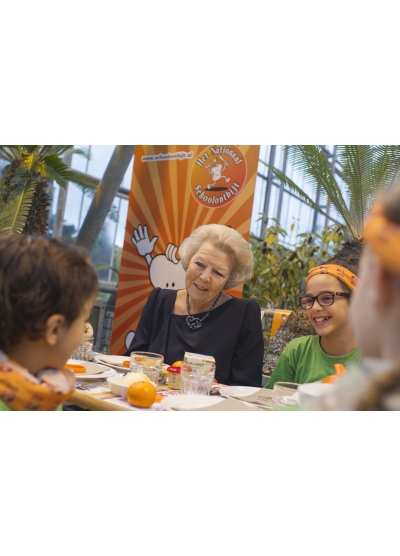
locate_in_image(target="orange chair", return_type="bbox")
[270,309,292,337]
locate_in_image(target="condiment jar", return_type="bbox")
[167,366,181,390]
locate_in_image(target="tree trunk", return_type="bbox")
[75,146,134,253]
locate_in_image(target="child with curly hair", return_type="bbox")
[0,235,98,411]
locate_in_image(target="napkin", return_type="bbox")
[228,388,276,408]
[186,398,263,411]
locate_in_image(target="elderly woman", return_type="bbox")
[125,224,264,386]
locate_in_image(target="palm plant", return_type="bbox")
[0,146,98,235]
[260,145,400,239]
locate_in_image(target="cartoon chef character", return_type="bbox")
[206,155,230,189]
[131,224,186,289]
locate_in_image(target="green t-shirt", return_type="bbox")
[265,335,362,390]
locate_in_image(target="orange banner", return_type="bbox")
[111,145,260,354]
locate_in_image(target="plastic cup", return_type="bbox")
[129,351,163,386]
[180,361,216,396]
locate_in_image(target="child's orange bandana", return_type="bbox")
[306,264,359,291]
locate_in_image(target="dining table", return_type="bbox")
[66,382,277,411]
[66,357,278,411]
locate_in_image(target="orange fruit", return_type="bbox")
[122,360,130,368]
[126,381,157,408]
[172,360,183,367]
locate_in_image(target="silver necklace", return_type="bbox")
[186,291,222,330]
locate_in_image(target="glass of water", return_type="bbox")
[180,361,216,396]
[130,351,164,386]
[274,382,299,407]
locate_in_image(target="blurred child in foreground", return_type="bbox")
[0,235,98,411]
[317,185,400,410]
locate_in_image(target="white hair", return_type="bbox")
[178,224,254,289]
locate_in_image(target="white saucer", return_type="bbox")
[161,395,224,411]
[75,368,117,380]
[67,359,109,375]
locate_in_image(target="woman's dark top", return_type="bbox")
[124,288,264,387]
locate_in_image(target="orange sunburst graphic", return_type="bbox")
[111,145,260,355]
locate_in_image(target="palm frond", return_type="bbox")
[18,145,39,153]
[0,181,35,235]
[284,146,358,238]
[374,145,400,190]
[0,146,22,162]
[336,145,374,236]
[31,155,97,193]
[38,145,91,160]
[260,160,348,231]
[64,170,98,194]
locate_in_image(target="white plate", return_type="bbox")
[75,368,117,380]
[94,355,131,371]
[219,386,261,400]
[161,395,224,411]
[67,359,109,375]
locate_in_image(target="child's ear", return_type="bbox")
[44,314,66,346]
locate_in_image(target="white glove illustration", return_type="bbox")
[131,224,158,265]
[165,243,180,264]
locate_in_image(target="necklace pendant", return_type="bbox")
[186,315,203,330]
[185,291,221,331]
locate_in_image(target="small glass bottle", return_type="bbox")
[167,366,181,390]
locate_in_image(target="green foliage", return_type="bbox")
[0,146,98,236]
[260,145,400,239]
[243,217,345,310]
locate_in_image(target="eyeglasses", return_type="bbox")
[298,291,351,310]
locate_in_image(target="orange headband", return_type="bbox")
[364,203,400,274]
[306,264,359,291]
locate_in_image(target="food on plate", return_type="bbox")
[127,381,157,408]
[122,360,131,368]
[65,363,86,373]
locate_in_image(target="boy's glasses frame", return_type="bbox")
[298,291,351,310]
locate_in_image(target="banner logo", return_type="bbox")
[190,145,247,208]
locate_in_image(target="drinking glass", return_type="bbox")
[71,337,94,361]
[180,361,216,396]
[130,351,164,386]
[274,382,299,407]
